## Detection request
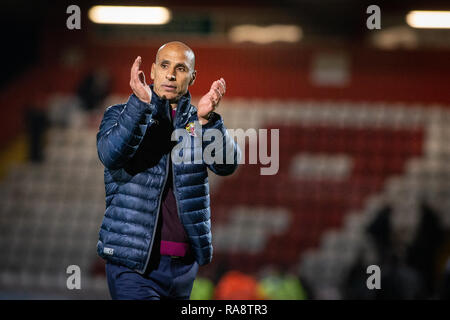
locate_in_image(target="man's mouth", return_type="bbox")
[162,84,177,92]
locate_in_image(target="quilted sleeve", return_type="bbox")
[96,94,158,170]
[201,112,241,176]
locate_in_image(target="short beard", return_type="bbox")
[160,94,179,104]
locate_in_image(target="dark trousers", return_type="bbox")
[105,254,199,300]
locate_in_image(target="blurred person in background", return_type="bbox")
[24,91,49,163]
[96,41,240,300]
[345,204,424,299]
[344,200,446,299]
[76,68,111,112]
[406,201,445,298]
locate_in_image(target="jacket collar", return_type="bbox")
[149,84,193,128]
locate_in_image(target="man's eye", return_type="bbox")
[161,64,168,68]
[177,67,186,72]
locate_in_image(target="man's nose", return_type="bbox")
[166,71,176,81]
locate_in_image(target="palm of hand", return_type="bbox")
[197,78,226,123]
[129,56,152,103]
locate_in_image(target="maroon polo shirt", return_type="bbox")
[159,107,190,257]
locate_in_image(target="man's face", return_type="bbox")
[151,45,196,103]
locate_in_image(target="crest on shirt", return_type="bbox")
[185,122,197,137]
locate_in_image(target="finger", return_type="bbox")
[210,80,221,90]
[211,82,224,97]
[209,81,216,92]
[218,78,226,93]
[131,56,143,84]
[214,79,226,95]
[217,82,225,96]
[209,85,218,95]
[213,87,222,99]
[210,86,219,98]
[131,56,140,76]
[216,78,225,93]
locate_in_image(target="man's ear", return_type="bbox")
[189,70,197,86]
[150,63,156,81]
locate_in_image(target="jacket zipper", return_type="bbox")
[141,102,171,273]
[172,110,195,256]
[170,104,181,223]
[172,159,182,228]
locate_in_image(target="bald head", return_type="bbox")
[151,41,197,103]
[156,41,195,70]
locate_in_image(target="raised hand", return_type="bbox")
[197,78,226,125]
[130,56,152,104]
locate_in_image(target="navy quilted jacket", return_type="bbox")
[96,86,240,273]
